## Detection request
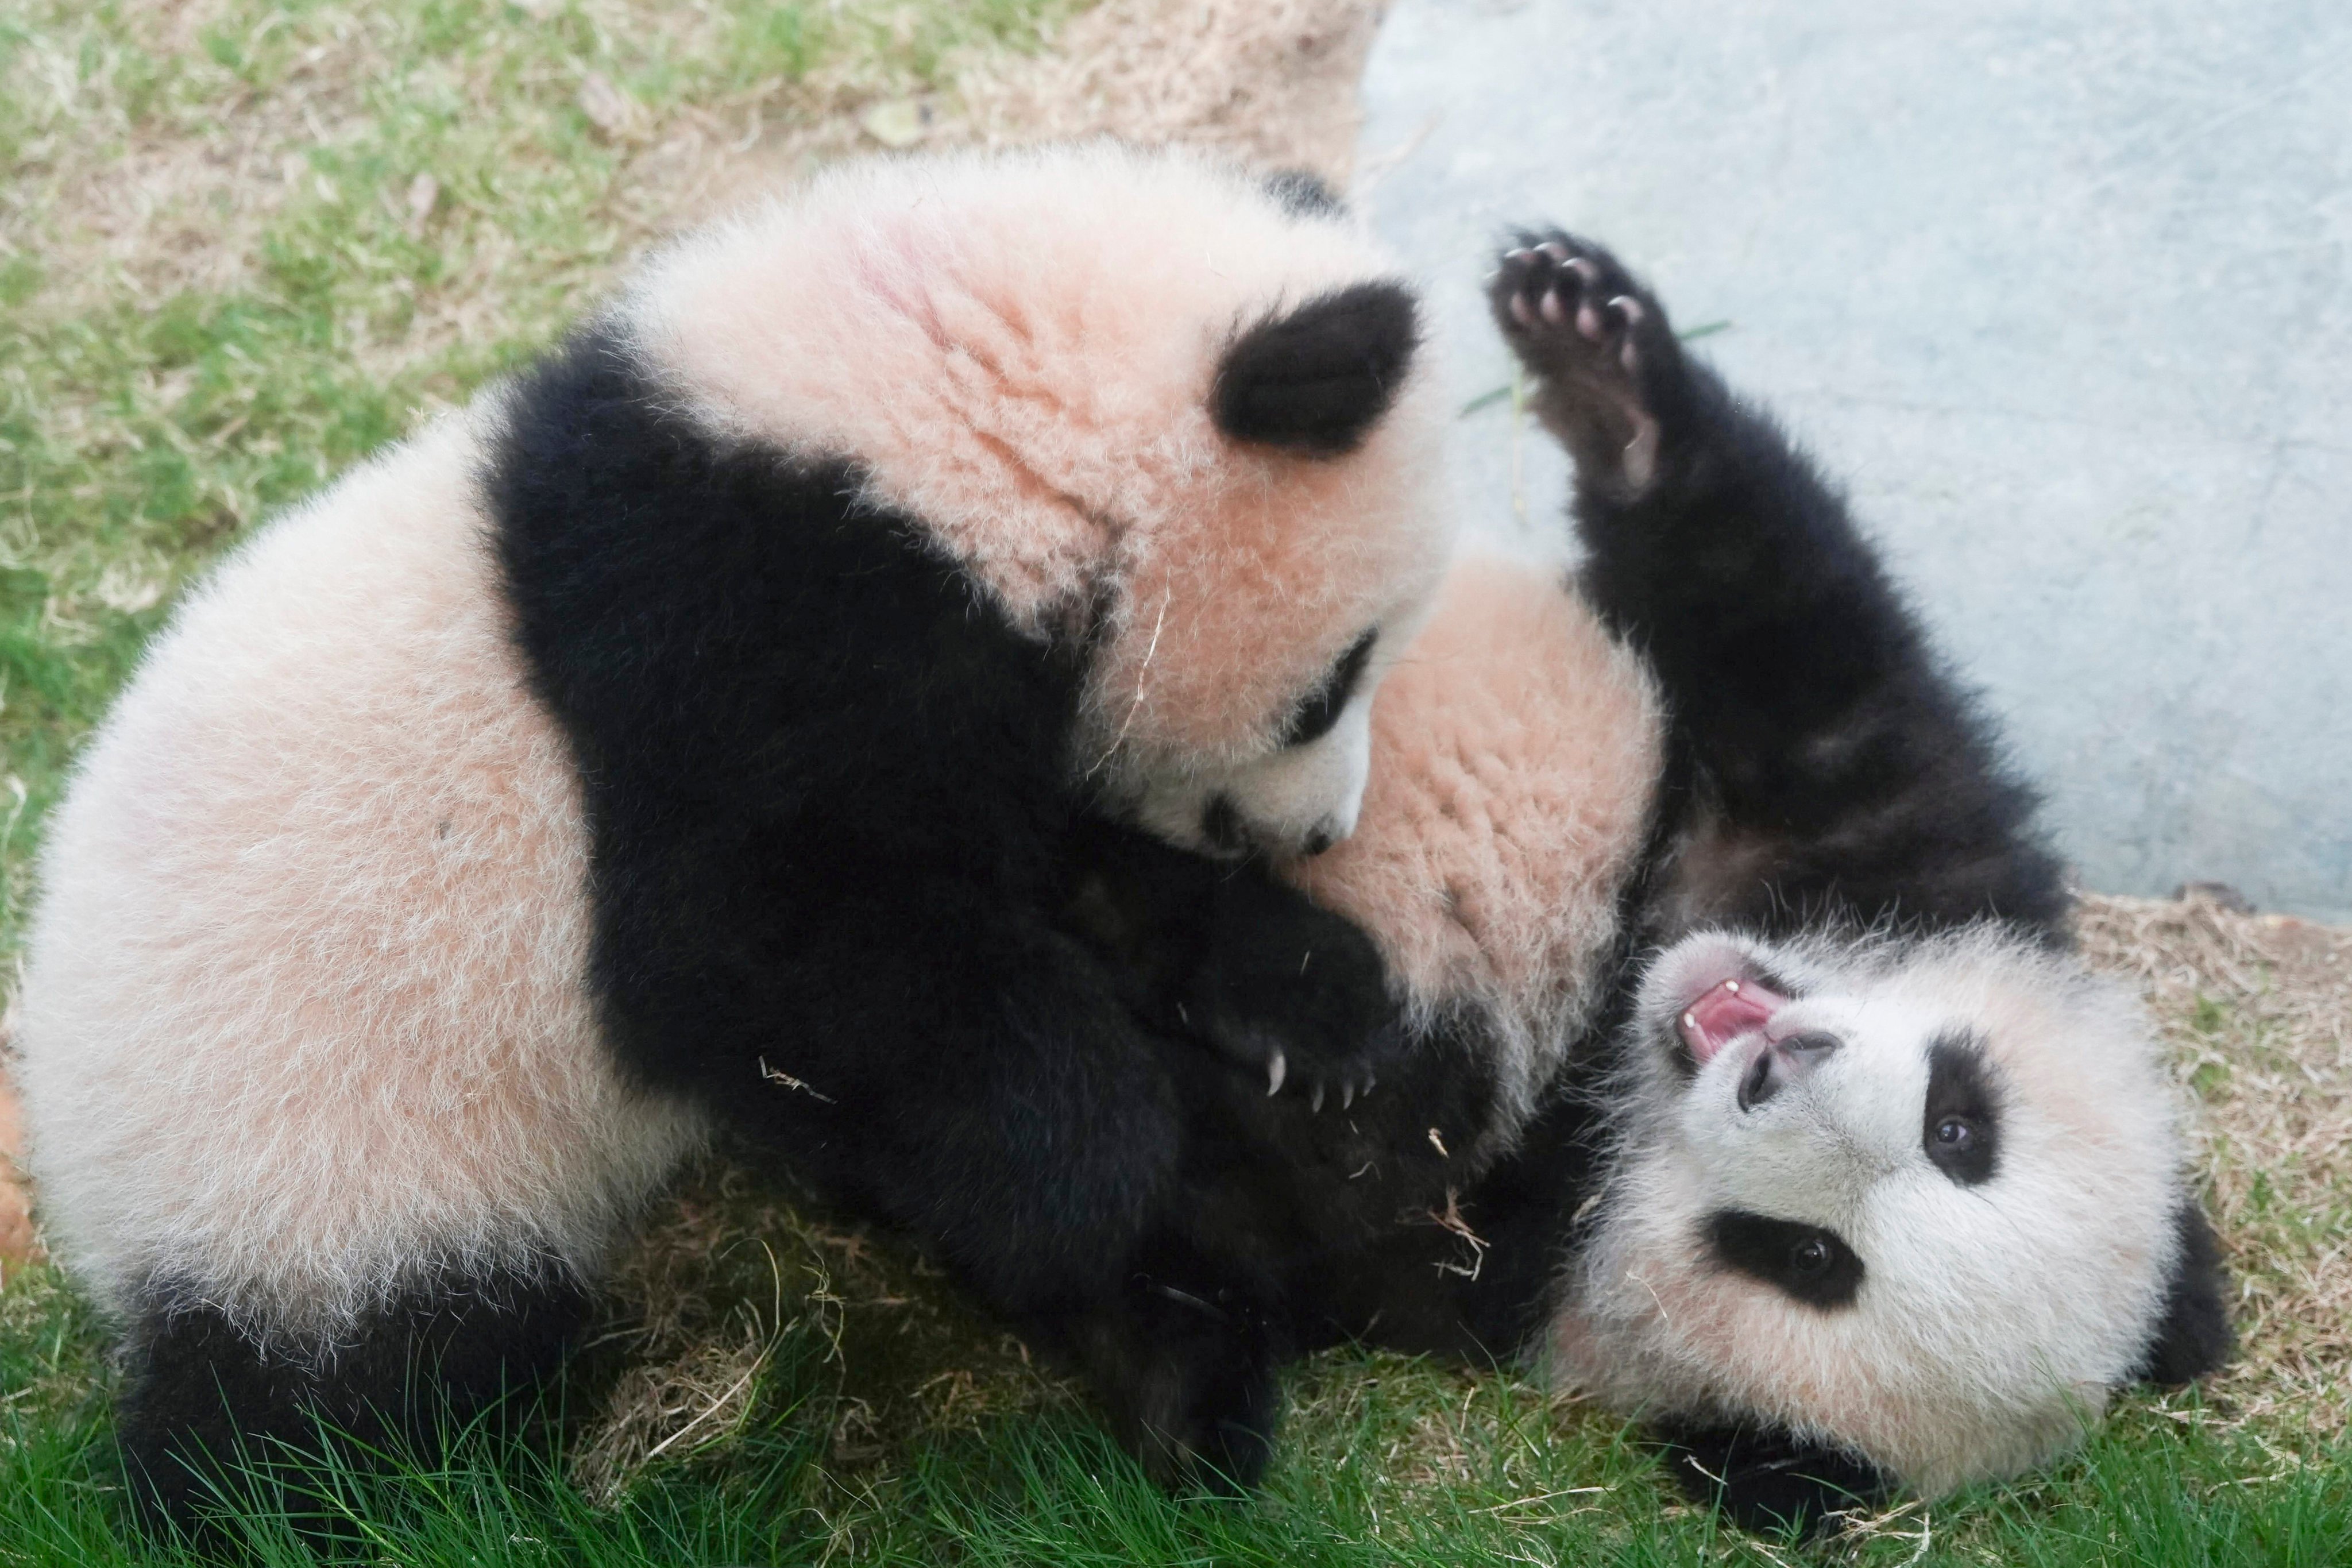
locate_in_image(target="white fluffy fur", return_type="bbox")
[17,411,708,1345]
[1552,925,2190,1494]
[629,142,1455,855]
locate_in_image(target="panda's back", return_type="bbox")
[1287,556,1663,1132]
[16,410,702,1338]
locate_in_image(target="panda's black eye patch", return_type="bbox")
[1706,1210,1863,1310]
[1923,1030,2001,1186]
[1280,629,1377,747]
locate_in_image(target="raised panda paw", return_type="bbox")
[1187,878,1403,1112]
[1490,233,1682,495]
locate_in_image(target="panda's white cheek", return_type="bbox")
[1678,1075,1841,1209]
[1216,697,1373,853]
[1308,700,1374,837]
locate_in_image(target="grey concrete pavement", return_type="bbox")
[1358,0,2351,920]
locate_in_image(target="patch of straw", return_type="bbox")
[2076,890,2352,1438]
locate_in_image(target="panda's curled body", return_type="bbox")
[16,145,1457,1523]
[1112,233,2231,1529]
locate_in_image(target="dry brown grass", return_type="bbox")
[6,0,1070,381]
[569,1162,1072,1505]
[963,0,1382,178]
[7,0,1381,344]
[2077,889,2352,1438]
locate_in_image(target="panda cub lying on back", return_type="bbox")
[1091,233,2233,1528]
[14,145,1456,1528]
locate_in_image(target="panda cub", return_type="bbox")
[13,145,1455,1525]
[1098,233,2231,1527]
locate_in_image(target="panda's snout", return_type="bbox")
[1737,1031,1841,1112]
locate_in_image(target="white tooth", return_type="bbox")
[1725,980,1741,994]
[1683,1012,1698,1030]
[1266,1051,1287,1096]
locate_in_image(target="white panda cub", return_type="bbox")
[13,144,1457,1531]
[1092,232,2229,1529]
[1461,236,2223,1525]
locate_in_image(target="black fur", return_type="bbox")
[1212,283,1420,455]
[117,1266,589,1541]
[1065,821,1404,1102]
[2134,1203,2235,1384]
[481,320,1409,1492]
[1495,235,2070,940]
[1654,1420,1894,1538]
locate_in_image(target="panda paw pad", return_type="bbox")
[1490,233,1674,491]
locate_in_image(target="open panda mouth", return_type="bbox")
[1668,948,1794,1071]
[1677,976,1787,1066]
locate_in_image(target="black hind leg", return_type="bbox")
[1490,235,2067,936]
[1036,1227,1287,1494]
[117,1266,590,1541]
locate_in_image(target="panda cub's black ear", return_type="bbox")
[2133,1203,2235,1385]
[1212,282,1419,457]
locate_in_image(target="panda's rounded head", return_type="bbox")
[619,141,1455,858]
[1556,924,2198,1496]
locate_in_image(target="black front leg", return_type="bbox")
[1490,236,2065,935]
[1065,820,1405,1107]
[625,873,1304,1494]
[1653,1419,1894,1540]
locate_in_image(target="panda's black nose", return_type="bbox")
[1737,1031,1841,1112]
[1300,825,1336,857]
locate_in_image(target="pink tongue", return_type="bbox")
[1679,978,1786,1064]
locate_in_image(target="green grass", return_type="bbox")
[3,1225,2347,1568]
[3,3,2347,1564]
[0,0,1073,963]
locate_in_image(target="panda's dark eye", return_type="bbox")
[1279,629,1377,747]
[1705,1210,1863,1310]
[1923,1030,2001,1186]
